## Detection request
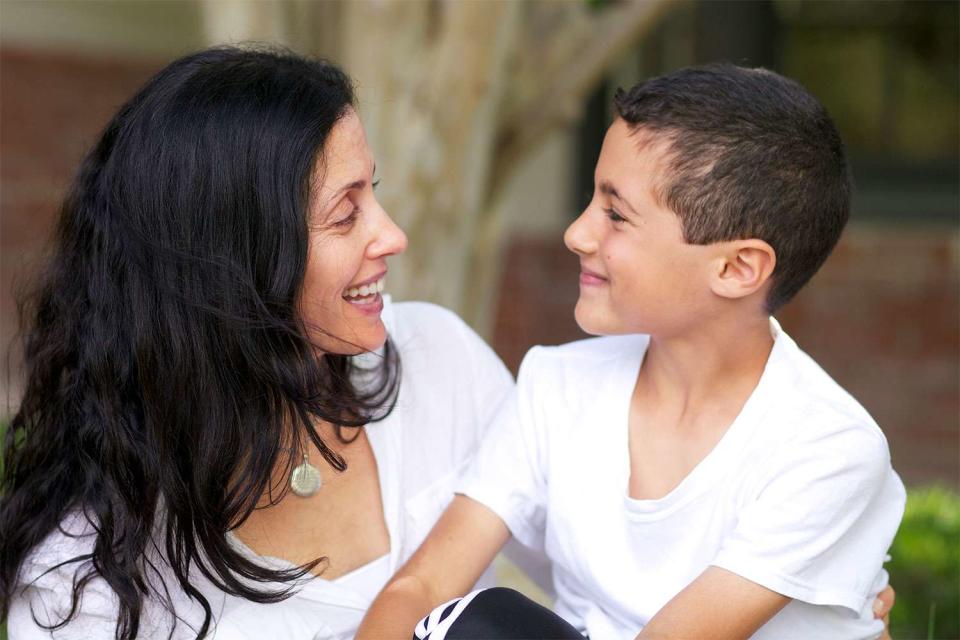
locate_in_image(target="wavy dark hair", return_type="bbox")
[0,46,400,639]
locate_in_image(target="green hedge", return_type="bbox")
[888,486,960,640]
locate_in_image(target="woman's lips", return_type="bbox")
[342,273,386,315]
[343,275,385,300]
[345,291,384,316]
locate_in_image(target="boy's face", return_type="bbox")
[564,119,716,337]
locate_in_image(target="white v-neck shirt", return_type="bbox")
[458,320,905,640]
[10,299,537,640]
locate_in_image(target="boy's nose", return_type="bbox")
[564,211,596,256]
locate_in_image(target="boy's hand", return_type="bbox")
[874,584,896,639]
[356,495,510,640]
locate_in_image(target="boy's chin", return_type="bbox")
[574,301,645,337]
[574,302,614,336]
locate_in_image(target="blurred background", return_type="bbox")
[1,0,957,637]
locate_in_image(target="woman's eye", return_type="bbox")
[604,208,627,224]
[333,207,360,228]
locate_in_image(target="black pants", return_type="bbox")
[413,587,585,639]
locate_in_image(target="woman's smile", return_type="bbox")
[342,272,387,314]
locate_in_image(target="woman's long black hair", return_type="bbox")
[0,46,400,639]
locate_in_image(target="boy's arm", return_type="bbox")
[637,566,789,640]
[638,568,897,640]
[639,424,903,640]
[357,495,511,640]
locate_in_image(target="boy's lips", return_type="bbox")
[579,266,608,286]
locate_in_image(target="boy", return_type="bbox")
[358,64,905,639]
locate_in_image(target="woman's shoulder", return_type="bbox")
[10,512,117,636]
[382,298,513,434]
[386,299,470,338]
[18,511,97,584]
[384,299,499,368]
[11,511,208,639]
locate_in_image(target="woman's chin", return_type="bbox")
[357,327,388,354]
[313,323,387,356]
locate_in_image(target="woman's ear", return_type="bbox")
[709,239,776,300]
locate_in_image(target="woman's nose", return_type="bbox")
[369,206,408,259]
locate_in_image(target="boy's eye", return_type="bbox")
[604,208,627,224]
[372,179,381,191]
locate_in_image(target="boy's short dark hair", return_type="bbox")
[614,63,851,312]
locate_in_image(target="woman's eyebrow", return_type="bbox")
[333,179,366,195]
[331,163,376,196]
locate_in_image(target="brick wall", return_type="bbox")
[0,48,162,402]
[491,231,960,488]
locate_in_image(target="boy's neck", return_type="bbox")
[637,313,775,418]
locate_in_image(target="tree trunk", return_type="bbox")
[201,0,673,334]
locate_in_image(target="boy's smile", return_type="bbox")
[578,265,608,286]
[564,118,715,338]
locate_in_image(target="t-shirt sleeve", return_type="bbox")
[10,571,215,640]
[711,423,906,613]
[8,550,125,639]
[8,520,208,640]
[455,347,550,551]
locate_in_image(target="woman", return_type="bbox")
[0,46,533,639]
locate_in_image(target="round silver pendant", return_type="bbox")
[290,461,322,497]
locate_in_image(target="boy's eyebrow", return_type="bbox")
[599,180,639,215]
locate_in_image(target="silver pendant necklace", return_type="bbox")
[290,452,322,497]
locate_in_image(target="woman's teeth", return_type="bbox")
[343,277,385,302]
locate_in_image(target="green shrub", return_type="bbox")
[888,486,960,640]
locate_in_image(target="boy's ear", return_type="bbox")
[709,239,776,301]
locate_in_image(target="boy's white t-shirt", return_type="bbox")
[457,319,906,640]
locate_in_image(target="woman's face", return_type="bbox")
[300,109,407,354]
